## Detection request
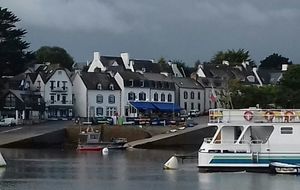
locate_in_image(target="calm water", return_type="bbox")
[0,148,299,190]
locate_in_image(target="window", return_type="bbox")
[109,84,114,90]
[108,95,115,104]
[281,127,293,134]
[5,93,15,107]
[198,103,201,111]
[128,92,135,101]
[57,81,60,88]
[97,83,102,90]
[96,107,103,116]
[58,71,62,75]
[161,93,165,102]
[96,94,103,103]
[140,80,144,87]
[191,92,194,99]
[62,81,67,90]
[37,81,41,89]
[184,102,187,110]
[50,81,55,90]
[106,107,117,117]
[191,102,194,110]
[62,96,66,104]
[167,93,172,102]
[57,94,60,101]
[184,91,188,99]
[51,95,55,103]
[154,93,158,101]
[139,92,146,101]
[129,79,134,87]
[198,92,201,100]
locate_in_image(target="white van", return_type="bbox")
[0,118,17,127]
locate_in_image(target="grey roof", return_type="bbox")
[133,60,163,73]
[35,64,71,82]
[196,77,224,88]
[100,56,126,72]
[142,73,173,82]
[257,68,283,85]
[118,71,146,80]
[172,77,204,89]
[80,72,121,90]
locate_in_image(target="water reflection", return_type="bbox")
[0,148,300,190]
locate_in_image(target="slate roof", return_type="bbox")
[257,69,283,85]
[172,77,204,89]
[100,56,126,72]
[80,72,121,90]
[118,71,146,80]
[35,64,71,82]
[133,60,163,73]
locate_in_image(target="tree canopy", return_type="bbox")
[275,65,300,108]
[35,46,74,70]
[259,53,292,70]
[0,7,31,76]
[210,49,255,66]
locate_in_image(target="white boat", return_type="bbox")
[198,108,300,172]
[269,162,300,174]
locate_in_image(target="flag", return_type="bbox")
[210,85,217,102]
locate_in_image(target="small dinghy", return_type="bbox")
[269,162,300,174]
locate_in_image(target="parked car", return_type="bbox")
[189,110,200,117]
[0,118,17,127]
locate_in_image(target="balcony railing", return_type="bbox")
[50,86,68,92]
[47,100,72,105]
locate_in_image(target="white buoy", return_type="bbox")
[163,156,178,170]
[0,152,7,167]
[102,147,109,155]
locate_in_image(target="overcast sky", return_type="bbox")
[1,0,300,65]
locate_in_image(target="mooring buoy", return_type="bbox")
[163,156,178,170]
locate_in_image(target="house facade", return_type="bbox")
[40,67,73,119]
[73,72,121,118]
[172,77,205,114]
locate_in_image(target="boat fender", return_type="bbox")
[243,111,253,121]
[284,111,295,122]
[163,156,178,170]
[102,147,109,155]
[264,111,274,122]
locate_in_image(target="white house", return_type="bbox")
[172,77,205,114]
[37,66,74,119]
[73,72,121,118]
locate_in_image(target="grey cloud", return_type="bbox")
[1,0,300,64]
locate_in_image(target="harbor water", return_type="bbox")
[0,148,299,190]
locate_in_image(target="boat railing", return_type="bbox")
[209,108,300,124]
[204,139,264,145]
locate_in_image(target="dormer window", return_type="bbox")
[109,84,114,90]
[140,80,144,87]
[97,83,102,90]
[129,79,134,87]
[142,68,146,72]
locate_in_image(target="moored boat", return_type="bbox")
[198,108,300,172]
[77,127,127,151]
[269,162,300,174]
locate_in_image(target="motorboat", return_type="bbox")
[198,108,300,172]
[269,162,300,174]
[77,127,127,151]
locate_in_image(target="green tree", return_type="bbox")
[210,49,255,66]
[35,46,74,70]
[259,53,292,70]
[229,80,278,109]
[0,7,31,76]
[276,65,300,108]
[157,57,170,72]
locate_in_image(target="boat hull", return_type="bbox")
[77,145,103,151]
[198,152,300,173]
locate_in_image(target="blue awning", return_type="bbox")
[152,102,181,113]
[129,101,156,111]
